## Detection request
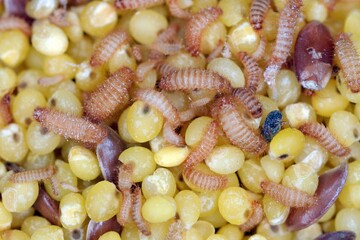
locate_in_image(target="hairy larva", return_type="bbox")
[298,122,351,157]
[49,8,70,27]
[250,0,271,30]
[0,16,31,36]
[165,219,185,240]
[185,7,223,56]
[132,44,143,62]
[33,107,108,146]
[0,93,12,125]
[188,97,212,109]
[132,186,151,236]
[261,110,283,142]
[148,49,166,61]
[38,74,64,87]
[251,35,266,61]
[185,121,218,168]
[166,0,191,19]
[179,106,210,122]
[84,67,135,122]
[232,88,263,119]
[260,180,317,207]
[152,42,183,56]
[136,60,159,82]
[237,52,263,93]
[156,61,179,77]
[206,40,225,63]
[163,121,185,146]
[335,33,360,93]
[117,189,132,226]
[154,24,180,45]
[117,163,133,191]
[133,88,181,127]
[239,201,264,232]
[264,0,302,96]
[215,96,267,155]
[9,165,56,183]
[182,166,227,191]
[159,68,232,93]
[89,29,129,67]
[114,0,164,10]
[49,176,60,198]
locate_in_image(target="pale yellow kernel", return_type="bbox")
[228,20,259,54]
[200,21,227,55]
[185,116,213,147]
[117,108,136,144]
[175,190,201,228]
[191,0,217,12]
[142,168,177,199]
[60,193,87,230]
[319,204,336,223]
[99,231,121,240]
[154,146,190,167]
[0,67,16,98]
[0,30,29,67]
[263,194,290,225]
[218,0,247,27]
[207,58,245,88]
[283,103,317,128]
[328,110,360,147]
[294,137,328,172]
[282,163,319,195]
[192,220,215,239]
[260,155,285,183]
[238,159,268,193]
[2,181,39,213]
[108,44,137,73]
[30,225,64,240]
[142,195,177,223]
[344,9,360,37]
[68,146,101,181]
[167,51,206,69]
[0,202,12,232]
[304,1,328,22]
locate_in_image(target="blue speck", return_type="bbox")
[261,110,283,142]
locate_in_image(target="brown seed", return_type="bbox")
[314,231,356,240]
[33,185,61,226]
[86,217,122,240]
[114,0,164,10]
[294,21,334,91]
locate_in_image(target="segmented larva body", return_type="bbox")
[132,44,143,62]
[264,0,302,94]
[238,52,263,93]
[84,67,135,122]
[38,75,64,87]
[250,0,271,30]
[232,88,263,119]
[298,122,350,157]
[216,96,267,155]
[239,201,264,232]
[152,42,183,56]
[89,29,129,67]
[155,24,180,44]
[49,176,60,198]
[260,180,317,207]
[136,60,159,82]
[182,166,227,191]
[185,7,223,56]
[0,93,12,125]
[152,24,183,55]
[10,165,56,183]
[207,40,225,63]
[49,8,70,27]
[165,219,185,240]
[167,0,191,19]
[163,121,185,146]
[33,107,108,145]
[117,163,133,191]
[179,106,210,122]
[0,16,31,36]
[185,121,218,168]
[132,186,151,236]
[117,189,132,226]
[251,35,266,61]
[189,97,213,109]
[159,68,232,93]
[156,61,179,77]
[115,0,165,10]
[133,88,181,127]
[335,33,360,93]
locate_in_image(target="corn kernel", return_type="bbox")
[217,224,244,240]
[0,123,28,163]
[304,1,328,22]
[142,195,177,223]
[142,168,177,199]
[117,108,136,143]
[17,69,46,95]
[0,202,12,232]
[154,146,190,167]
[129,10,168,46]
[263,10,279,42]
[80,1,117,37]
[175,190,201,228]
[167,51,206,69]
[0,30,29,67]
[191,0,217,12]
[238,159,268,193]
[26,121,61,155]
[269,128,305,161]
[344,10,360,37]
[207,234,228,240]
[192,220,215,239]
[228,20,259,54]
[43,54,77,81]
[68,145,101,181]
[207,58,245,88]
[335,208,360,237]
[257,95,279,125]
[67,36,93,63]
[256,220,294,240]
[200,21,227,55]
[282,163,319,195]
[2,181,39,213]
[63,11,83,43]
[200,207,227,228]
[60,193,87,230]
[218,0,247,27]
[198,191,221,218]
[98,231,121,240]
[185,116,213,147]
[260,155,284,183]
[294,137,328,172]
[283,103,316,128]
[25,47,45,70]
[30,225,64,240]
[263,194,290,225]
[21,216,50,236]
[328,110,360,147]
[108,44,137,73]
[336,72,360,103]
[319,204,336,223]
[0,67,16,98]
[48,89,82,117]
[11,208,35,229]
[118,146,156,183]
[184,227,203,240]
[25,0,58,19]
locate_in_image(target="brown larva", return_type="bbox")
[237,52,263,93]
[132,44,143,62]
[232,87,263,119]
[206,40,225,63]
[154,24,180,45]
[0,16,31,36]
[89,29,129,67]
[49,176,60,198]
[179,106,210,122]
[182,166,227,191]
[9,165,56,183]
[188,97,213,109]
[152,42,183,56]
[166,0,191,19]
[117,163,133,191]
[260,180,317,207]
[239,200,264,232]
[114,0,164,10]
[133,88,181,127]
[132,186,151,236]
[335,33,360,93]
[250,0,271,30]
[184,121,218,168]
[163,121,185,146]
[38,74,64,87]
[264,0,302,96]
[84,67,135,122]
[33,107,108,146]
[49,8,70,28]
[156,61,179,77]
[136,60,159,83]
[215,96,267,155]
[298,122,351,157]
[251,35,266,61]
[159,68,232,93]
[0,93,12,125]
[185,7,223,56]
[165,219,185,240]
[117,189,132,226]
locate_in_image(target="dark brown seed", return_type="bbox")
[314,231,356,240]
[96,125,127,184]
[294,21,334,91]
[33,185,61,226]
[4,0,31,22]
[286,162,348,231]
[86,216,122,240]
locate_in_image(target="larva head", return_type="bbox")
[33,107,46,123]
